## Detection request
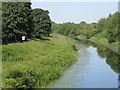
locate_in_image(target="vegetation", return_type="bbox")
[32,8,52,38]
[2,1,119,89]
[2,2,52,44]
[90,12,119,43]
[52,12,120,54]
[2,34,77,88]
[89,12,120,53]
[2,2,34,44]
[2,2,77,88]
[52,21,94,38]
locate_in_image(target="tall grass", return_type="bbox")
[2,34,77,88]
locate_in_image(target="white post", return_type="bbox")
[22,36,25,41]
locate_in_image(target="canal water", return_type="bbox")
[47,40,119,88]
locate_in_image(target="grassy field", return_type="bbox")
[2,34,77,88]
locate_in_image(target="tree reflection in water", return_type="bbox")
[76,40,120,88]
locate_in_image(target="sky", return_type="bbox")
[31,1,119,24]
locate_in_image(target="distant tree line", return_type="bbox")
[2,2,52,44]
[52,21,97,39]
[52,12,120,43]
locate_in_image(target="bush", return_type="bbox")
[4,67,38,88]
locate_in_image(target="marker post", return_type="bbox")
[22,36,25,42]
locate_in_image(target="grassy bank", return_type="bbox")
[89,37,119,54]
[2,34,77,88]
[76,35,120,54]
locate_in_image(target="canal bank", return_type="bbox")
[47,40,119,88]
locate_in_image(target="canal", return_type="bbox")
[47,40,119,88]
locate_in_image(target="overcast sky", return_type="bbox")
[31,1,119,24]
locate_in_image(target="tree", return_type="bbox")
[96,18,106,33]
[80,21,86,24]
[32,8,52,38]
[2,2,34,44]
[105,12,119,43]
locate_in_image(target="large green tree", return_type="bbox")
[2,2,34,44]
[32,8,52,38]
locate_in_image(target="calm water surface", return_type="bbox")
[48,40,119,88]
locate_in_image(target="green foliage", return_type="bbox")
[4,67,38,88]
[89,12,119,53]
[32,8,52,38]
[80,21,86,24]
[96,18,106,33]
[2,34,77,88]
[52,12,119,46]
[93,12,119,43]
[105,12,119,43]
[2,2,34,44]
[90,37,108,43]
[2,2,52,44]
[76,35,86,40]
[52,22,93,39]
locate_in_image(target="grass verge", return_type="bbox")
[2,34,77,88]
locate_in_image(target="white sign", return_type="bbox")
[22,36,25,41]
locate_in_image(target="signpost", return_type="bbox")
[22,36,25,42]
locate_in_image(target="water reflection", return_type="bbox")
[48,40,119,88]
[77,40,120,88]
[76,40,119,74]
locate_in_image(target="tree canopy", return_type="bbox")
[2,2,34,44]
[32,8,52,38]
[2,2,52,44]
[52,12,119,43]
